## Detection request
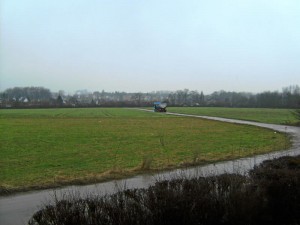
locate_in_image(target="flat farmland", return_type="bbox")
[168,107,297,125]
[0,108,291,193]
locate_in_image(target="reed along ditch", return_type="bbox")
[1,116,300,225]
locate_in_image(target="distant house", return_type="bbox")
[20,97,29,103]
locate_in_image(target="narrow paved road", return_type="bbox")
[1,111,299,225]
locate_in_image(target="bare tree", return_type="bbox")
[132,92,143,106]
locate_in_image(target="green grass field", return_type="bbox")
[168,107,298,125]
[0,108,291,193]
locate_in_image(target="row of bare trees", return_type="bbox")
[0,85,299,108]
[204,86,300,108]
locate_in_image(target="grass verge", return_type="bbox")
[167,107,298,125]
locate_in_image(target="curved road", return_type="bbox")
[1,112,300,225]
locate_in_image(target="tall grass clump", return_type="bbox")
[29,155,300,225]
[140,154,153,170]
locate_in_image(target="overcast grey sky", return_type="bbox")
[1,0,299,94]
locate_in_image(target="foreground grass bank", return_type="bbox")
[29,155,300,225]
[168,107,298,125]
[0,108,291,194]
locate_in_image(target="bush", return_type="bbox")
[29,156,300,225]
[249,155,300,225]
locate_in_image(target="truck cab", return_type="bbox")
[154,102,167,112]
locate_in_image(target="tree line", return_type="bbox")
[0,85,299,108]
